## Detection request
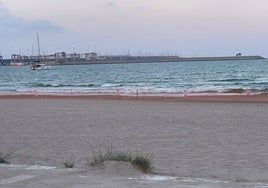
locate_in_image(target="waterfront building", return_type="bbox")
[11,54,22,62]
[82,52,98,60]
[54,52,66,60]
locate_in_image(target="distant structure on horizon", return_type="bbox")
[2,51,181,65]
[10,52,98,62]
[0,51,265,66]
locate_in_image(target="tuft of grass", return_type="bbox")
[63,160,74,168]
[87,145,153,173]
[234,175,247,182]
[131,152,153,173]
[63,157,75,168]
[0,148,17,164]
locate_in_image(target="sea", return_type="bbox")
[0,59,268,96]
[1,59,268,188]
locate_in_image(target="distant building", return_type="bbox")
[54,52,66,60]
[11,54,22,62]
[66,53,80,61]
[82,52,98,60]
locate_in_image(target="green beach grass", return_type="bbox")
[88,145,153,173]
[0,148,17,164]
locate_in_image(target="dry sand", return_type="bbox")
[0,95,268,188]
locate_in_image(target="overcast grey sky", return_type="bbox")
[1,0,268,58]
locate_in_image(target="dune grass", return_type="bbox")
[63,156,75,168]
[0,148,17,164]
[63,160,74,168]
[131,152,153,173]
[88,145,153,173]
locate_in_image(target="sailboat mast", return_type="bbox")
[37,33,41,59]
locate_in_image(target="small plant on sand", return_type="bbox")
[87,145,153,173]
[131,152,153,173]
[234,175,247,182]
[63,157,75,168]
[63,160,74,168]
[0,148,17,164]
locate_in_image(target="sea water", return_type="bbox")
[0,59,267,95]
[1,59,268,188]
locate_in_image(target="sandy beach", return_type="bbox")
[1,94,268,187]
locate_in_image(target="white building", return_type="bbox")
[54,52,66,60]
[82,52,98,60]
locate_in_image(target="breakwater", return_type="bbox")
[62,55,265,65]
[0,55,265,66]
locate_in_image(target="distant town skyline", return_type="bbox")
[1,0,268,58]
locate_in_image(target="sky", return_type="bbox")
[0,0,268,58]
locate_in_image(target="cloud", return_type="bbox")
[0,4,63,37]
[0,3,75,58]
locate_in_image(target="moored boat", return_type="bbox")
[30,63,51,70]
[10,62,24,66]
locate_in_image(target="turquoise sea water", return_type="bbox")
[0,59,268,95]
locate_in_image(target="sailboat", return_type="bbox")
[30,63,51,70]
[30,34,51,70]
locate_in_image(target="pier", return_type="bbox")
[0,53,265,66]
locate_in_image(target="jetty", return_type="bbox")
[0,53,265,66]
[57,55,264,65]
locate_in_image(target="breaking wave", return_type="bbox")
[28,83,97,88]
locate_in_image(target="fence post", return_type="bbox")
[183,89,188,98]
[116,87,120,96]
[246,88,251,96]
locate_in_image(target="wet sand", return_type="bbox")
[0,95,268,187]
[0,92,268,103]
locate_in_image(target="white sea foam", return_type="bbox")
[101,83,120,87]
[0,175,35,185]
[128,175,233,185]
[128,175,177,181]
[26,165,57,170]
[0,164,26,168]
[0,164,57,170]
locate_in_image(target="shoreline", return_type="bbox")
[0,92,268,103]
